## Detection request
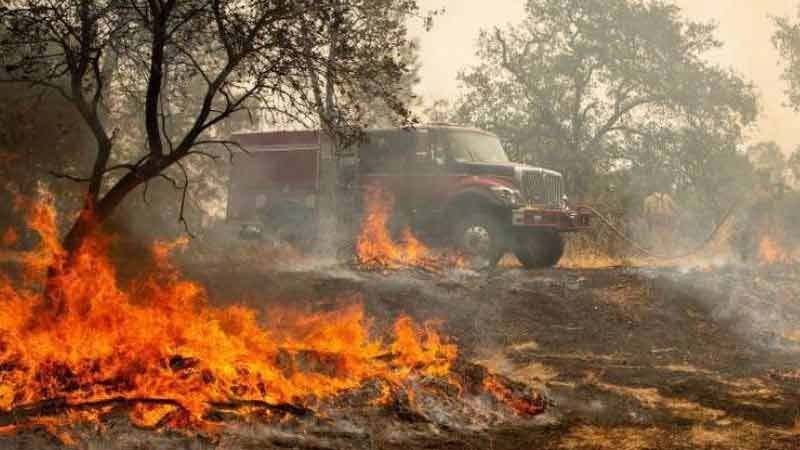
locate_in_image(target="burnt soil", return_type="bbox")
[3,251,800,449]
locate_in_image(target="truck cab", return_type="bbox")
[356,124,590,267]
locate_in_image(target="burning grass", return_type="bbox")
[356,186,464,270]
[0,191,543,441]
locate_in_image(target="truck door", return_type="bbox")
[357,130,414,227]
[405,128,455,233]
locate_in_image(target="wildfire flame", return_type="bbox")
[356,186,462,270]
[0,192,458,431]
[1,228,16,248]
[758,236,790,265]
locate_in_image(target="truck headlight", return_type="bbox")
[490,186,522,207]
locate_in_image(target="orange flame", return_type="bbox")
[0,193,457,430]
[356,186,425,268]
[482,376,543,416]
[758,236,790,265]
[356,186,462,269]
[2,228,16,248]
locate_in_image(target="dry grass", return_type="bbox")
[718,377,783,408]
[596,382,726,422]
[509,340,540,352]
[593,285,650,318]
[657,363,712,375]
[689,424,755,449]
[782,330,800,343]
[559,425,669,450]
[559,420,800,450]
[474,343,560,390]
[688,418,800,450]
[559,233,626,269]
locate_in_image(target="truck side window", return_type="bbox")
[359,130,414,174]
[431,131,449,166]
[411,129,438,172]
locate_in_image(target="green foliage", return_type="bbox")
[352,35,423,127]
[774,5,800,111]
[789,148,800,186]
[747,141,787,184]
[454,0,758,209]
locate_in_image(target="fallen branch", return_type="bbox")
[0,397,183,427]
[0,396,312,426]
[209,400,311,417]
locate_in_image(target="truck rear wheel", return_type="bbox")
[263,201,315,250]
[454,212,507,270]
[514,232,564,269]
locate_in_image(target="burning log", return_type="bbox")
[452,359,547,417]
[274,349,350,378]
[0,397,313,428]
[0,397,185,427]
[208,400,311,417]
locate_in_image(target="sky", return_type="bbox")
[411,0,800,154]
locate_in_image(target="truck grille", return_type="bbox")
[521,169,564,208]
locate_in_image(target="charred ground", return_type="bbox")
[159,256,800,450]
[2,240,800,449]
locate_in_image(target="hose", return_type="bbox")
[579,203,737,260]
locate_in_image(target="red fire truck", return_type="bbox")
[227,124,590,268]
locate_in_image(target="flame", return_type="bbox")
[482,375,544,416]
[0,193,458,430]
[356,186,463,269]
[758,236,790,265]
[2,228,16,248]
[356,186,423,268]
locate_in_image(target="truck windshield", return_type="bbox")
[443,131,509,163]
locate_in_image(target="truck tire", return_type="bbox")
[453,212,507,270]
[263,201,315,250]
[514,231,564,269]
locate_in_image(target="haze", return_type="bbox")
[413,0,800,154]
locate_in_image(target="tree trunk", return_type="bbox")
[34,171,149,327]
[34,205,97,327]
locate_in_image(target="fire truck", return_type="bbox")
[227,124,590,268]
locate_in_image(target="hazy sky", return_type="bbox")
[411,0,800,153]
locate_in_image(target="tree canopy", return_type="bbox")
[747,141,787,183]
[454,0,758,202]
[774,5,800,111]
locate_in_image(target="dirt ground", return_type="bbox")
[3,249,800,449]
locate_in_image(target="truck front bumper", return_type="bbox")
[511,207,591,231]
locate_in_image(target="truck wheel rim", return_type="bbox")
[463,225,491,257]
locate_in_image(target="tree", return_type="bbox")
[787,148,800,188]
[747,141,787,184]
[421,98,452,123]
[774,5,800,110]
[0,83,95,242]
[0,0,422,255]
[454,0,758,201]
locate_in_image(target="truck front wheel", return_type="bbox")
[514,231,564,269]
[454,212,507,270]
